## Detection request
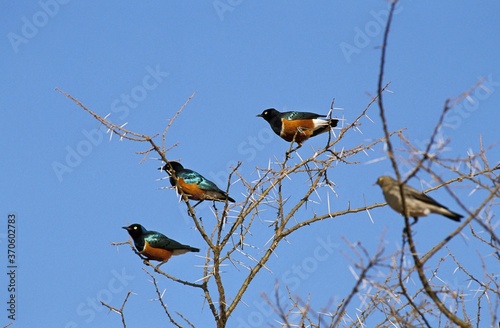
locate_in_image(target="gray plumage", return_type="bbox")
[375,176,463,223]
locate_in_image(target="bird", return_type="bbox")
[257,108,339,148]
[159,161,235,207]
[375,176,463,224]
[122,223,199,263]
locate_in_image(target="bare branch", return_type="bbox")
[100,291,133,328]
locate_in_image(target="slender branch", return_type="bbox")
[420,181,500,264]
[377,0,400,182]
[406,223,471,327]
[330,243,384,328]
[398,230,432,328]
[100,291,133,328]
[143,269,185,328]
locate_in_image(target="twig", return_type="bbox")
[100,291,133,328]
[143,269,184,328]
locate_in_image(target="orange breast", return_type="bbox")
[142,241,173,262]
[280,119,315,142]
[177,178,206,200]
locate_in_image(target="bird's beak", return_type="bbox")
[122,226,129,230]
[158,167,163,171]
[256,114,262,117]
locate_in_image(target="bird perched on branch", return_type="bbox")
[123,223,199,263]
[375,176,463,224]
[159,161,235,208]
[257,108,338,148]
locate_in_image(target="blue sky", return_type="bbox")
[2,1,499,327]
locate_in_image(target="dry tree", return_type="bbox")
[57,2,499,327]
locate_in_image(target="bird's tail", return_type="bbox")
[328,118,339,128]
[443,210,463,222]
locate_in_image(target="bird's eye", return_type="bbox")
[264,111,268,115]
[133,226,138,230]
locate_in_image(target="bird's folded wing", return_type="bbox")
[287,111,324,120]
[409,190,449,209]
[179,170,204,185]
[148,234,192,251]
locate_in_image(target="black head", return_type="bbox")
[122,223,147,239]
[257,108,279,122]
[158,161,184,173]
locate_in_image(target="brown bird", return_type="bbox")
[375,176,463,224]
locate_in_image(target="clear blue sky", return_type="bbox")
[2,1,499,327]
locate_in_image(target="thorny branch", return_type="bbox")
[100,291,133,328]
[375,1,492,327]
